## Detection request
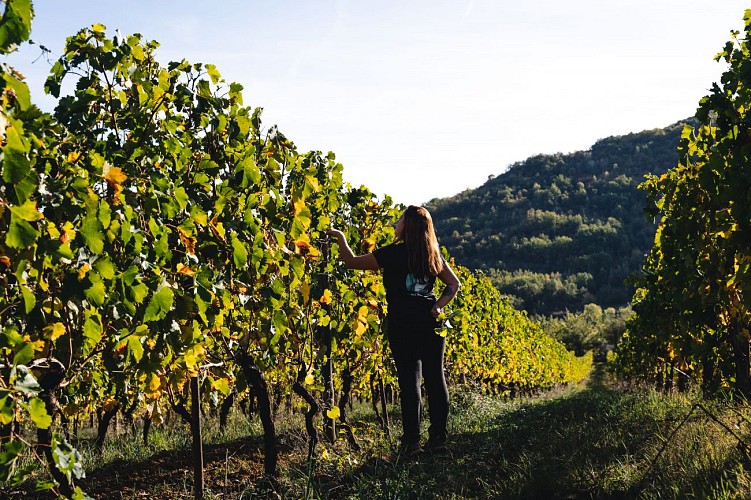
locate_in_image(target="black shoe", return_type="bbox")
[423,438,448,454]
[398,442,424,458]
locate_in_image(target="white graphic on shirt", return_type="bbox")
[406,273,432,296]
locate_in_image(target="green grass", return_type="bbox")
[6,365,751,498]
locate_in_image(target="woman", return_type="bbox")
[326,205,461,456]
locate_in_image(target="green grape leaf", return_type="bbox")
[20,284,35,313]
[6,215,39,249]
[144,286,174,322]
[93,257,116,280]
[51,439,85,481]
[28,398,52,429]
[2,127,30,183]
[84,281,106,306]
[13,170,37,204]
[129,282,149,304]
[83,314,102,348]
[128,335,144,362]
[211,377,231,396]
[174,186,189,211]
[9,200,43,221]
[270,310,287,345]
[240,157,261,187]
[80,216,105,254]
[2,72,31,110]
[0,326,23,349]
[0,394,13,425]
[154,231,170,260]
[231,233,248,269]
[12,342,33,365]
[98,201,112,229]
[0,0,33,53]
[0,439,24,483]
[206,63,221,84]
[54,241,75,260]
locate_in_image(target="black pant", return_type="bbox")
[387,317,449,446]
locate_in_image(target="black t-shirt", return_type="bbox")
[373,243,438,322]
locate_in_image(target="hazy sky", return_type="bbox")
[8,1,749,205]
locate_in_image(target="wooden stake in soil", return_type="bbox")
[320,241,336,442]
[191,376,204,500]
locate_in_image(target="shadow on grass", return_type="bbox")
[332,365,750,499]
[8,434,276,499]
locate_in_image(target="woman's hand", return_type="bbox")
[325,228,344,239]
[324,228,380,271]
[431,304,442,318]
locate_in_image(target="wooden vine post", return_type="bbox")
[191,375,204,500]
[320,240,336,442]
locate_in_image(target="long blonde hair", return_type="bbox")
[396,205,443,279]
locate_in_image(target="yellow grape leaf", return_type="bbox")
[148,402,165,425]
[44,322,66,341]
[319,289,333,305]
[294,236,320,259]
[146,373,161,393]
[353,320,367,336]
[102,396,118,412]
[61,221,76,243]
[362,236,376,253]
[209,217,226,241]
[294,237,311,252]
[304,175,320,192]
[211,378,231,396]
[176,263,195,276]
[357,305,369,320]
[352,306,369,336]
[46,223,60,239]
[326,406,340,420]
[103,163,127,185]
[184,351,198,374]
[191,207,208,227]
[301,281,311,305]
[178,228,196,256]
[77,263,91,281]
[292,198,306,216]
[67,151,81,162]
[103,163,127,202]
[304,373,314,385]
[193,344,205,357]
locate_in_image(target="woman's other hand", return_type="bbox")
[431,305,442,318]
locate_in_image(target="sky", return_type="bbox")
[7,1,750,205]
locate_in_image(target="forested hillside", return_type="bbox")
[427,120,691,315]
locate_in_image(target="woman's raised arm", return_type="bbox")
[325,228,380,271]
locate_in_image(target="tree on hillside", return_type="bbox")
[427,121,689,315]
